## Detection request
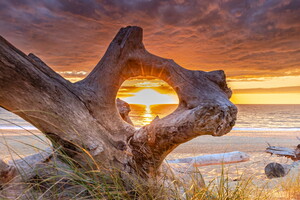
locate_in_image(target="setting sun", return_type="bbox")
[122,89,179,108]
[1,1,300,198]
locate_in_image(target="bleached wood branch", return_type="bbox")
[167,151,250,166]
[0,26,237,179]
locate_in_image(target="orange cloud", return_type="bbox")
[0,0,299,81]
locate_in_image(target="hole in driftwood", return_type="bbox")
[116,77,179,127]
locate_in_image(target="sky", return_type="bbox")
[0,0,299,104]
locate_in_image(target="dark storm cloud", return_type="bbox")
[0,0,299,78]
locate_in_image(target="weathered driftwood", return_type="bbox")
[266,145,300,161]
[116,98,134,125]
[265,162,291,179]
[266,146,297,160]
[265,161,300,179]
[7,148,53,180]
[0,148,52,186]
[265,144,300,178]
[167,151,250,166]
[0,160,16,185]
[0,26,237,182]
[0,149,86,199]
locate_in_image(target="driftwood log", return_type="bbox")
[167,151,250,166]
[0,149,88,199]
[265,162,291,179]
[265,144,300,178]
[266,145,300,161]
[0,26,237,185]
[264,161,300,179]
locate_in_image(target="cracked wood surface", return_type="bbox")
[0,26,237,178]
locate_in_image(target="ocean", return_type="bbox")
[0,104,300,131]
[129,104,300,131]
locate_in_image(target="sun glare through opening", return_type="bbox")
[117,78,179,127]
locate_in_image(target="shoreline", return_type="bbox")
[0,129,299,156]
[169,130,300,155]
[1,129,299,181]
[166,130,300,182]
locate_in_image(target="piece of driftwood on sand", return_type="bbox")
[0,25,237,197]
[265,144,300,179]
[167,151,250,166]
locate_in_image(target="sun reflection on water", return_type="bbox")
[117,80,179,127]
[128,104,178,128]
[143,112,154,124]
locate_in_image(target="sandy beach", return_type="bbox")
[0,129,50,161]
[1,129,299,182]
[167,130,300,183]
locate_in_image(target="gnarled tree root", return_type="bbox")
[0,26,237,197]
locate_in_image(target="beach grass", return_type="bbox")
[1,141,299,200]
[1,127,300,199]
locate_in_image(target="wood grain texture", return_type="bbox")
[0,26,237,179]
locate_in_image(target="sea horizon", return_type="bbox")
[1,104,299,132]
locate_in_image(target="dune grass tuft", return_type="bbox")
[1,120,300,199]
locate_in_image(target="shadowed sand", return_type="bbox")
[0,129,299,181]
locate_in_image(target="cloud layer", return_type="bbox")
[0,0,299,79]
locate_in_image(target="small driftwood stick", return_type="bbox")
[266,144,300,161]
[167,151,250,166]
[266,146,297,160]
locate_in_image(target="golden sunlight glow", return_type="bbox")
[117,79,179,126]
[117,77,300,106]
[231,93,300,104]
[123,89,179,108]
[229,76,300,89]
[228,75,300,104]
